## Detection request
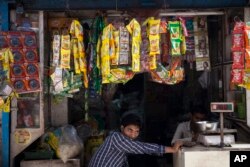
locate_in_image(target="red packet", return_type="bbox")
[24,63,39,77]
[12,49,25,64]
[232,50,244,69]
[23,48,39,62]
[22,31,37,48]
[233,21,245,32]
[11,78,27,93]
[10,63,26,78]
[232,33,244,50]
[231,69,243,84]
[8,31,23,49]
[159,20,167,34]
[26,77,40,92]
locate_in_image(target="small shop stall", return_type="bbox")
[1,1,250,166]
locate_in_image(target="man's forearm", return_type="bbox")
[165,146,178,153]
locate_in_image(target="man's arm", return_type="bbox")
[112,132,166,156]
[165,141,183,153]
[171,122,191,144]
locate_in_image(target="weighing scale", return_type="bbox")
[197,102,236,147]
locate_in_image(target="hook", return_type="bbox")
[234,16,242,23]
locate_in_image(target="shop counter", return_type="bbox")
[173,144,250,167]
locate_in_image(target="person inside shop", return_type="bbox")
[88,113,183,167]
[171,105,207,145]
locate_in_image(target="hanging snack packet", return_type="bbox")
[155,63,170,81]
[231,69,243,84]
[71,38,80,74]
[149,35,160,55]
[101,24,115,83]
[52,35,61,66]
[160,19,167,34]
[173,67,184,83]
[232,50,244,69]
[171,39,181,56]
[147,19,161,56]
[245,49,250,69]
[244,22,250,49]
[245,59,250,69]
[233,21,245,32]
[232,32,244,50]
[126,19,141,72]
[149,55,157,70]
[168,21,181,40]
[119,26,130,65]
[245,48,250,59]
[60,35,71,69]
[111,30,119,65]
[161,33,169,64]
[241,70,250,89]
[168,21,182,56]
[148,19,161,35]
[181,35,186,55]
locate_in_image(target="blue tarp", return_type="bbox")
[20,0,248,10]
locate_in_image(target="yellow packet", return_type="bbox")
[96,38,101,69]
[181,35,186,55]
[132,54,140,72]
[149,55,157,70]
[148,19,160,35]
[111,31,119,65]
[126,19,141,72]
[110,68,126,79]
[72,39,80,74]
[70,20,83,41]
[60,35,71,69]
[101,55,110,77]
[149,35,160,55]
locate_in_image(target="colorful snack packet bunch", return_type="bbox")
[126,18,141,72]
[231,21,245,85]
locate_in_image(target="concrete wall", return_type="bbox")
[51,97,68,127]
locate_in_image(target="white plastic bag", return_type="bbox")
[58,125,83,163]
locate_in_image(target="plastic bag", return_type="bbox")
[58,125,83,163]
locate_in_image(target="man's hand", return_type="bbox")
[192,132,199,142]
[165,141,183,153]
[173,141,183,152]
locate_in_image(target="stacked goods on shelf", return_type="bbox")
[1,31,40,93]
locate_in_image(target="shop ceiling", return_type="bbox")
[12,0,249,10]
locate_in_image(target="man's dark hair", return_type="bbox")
[191,105,207,115]
[121,114,142,129]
